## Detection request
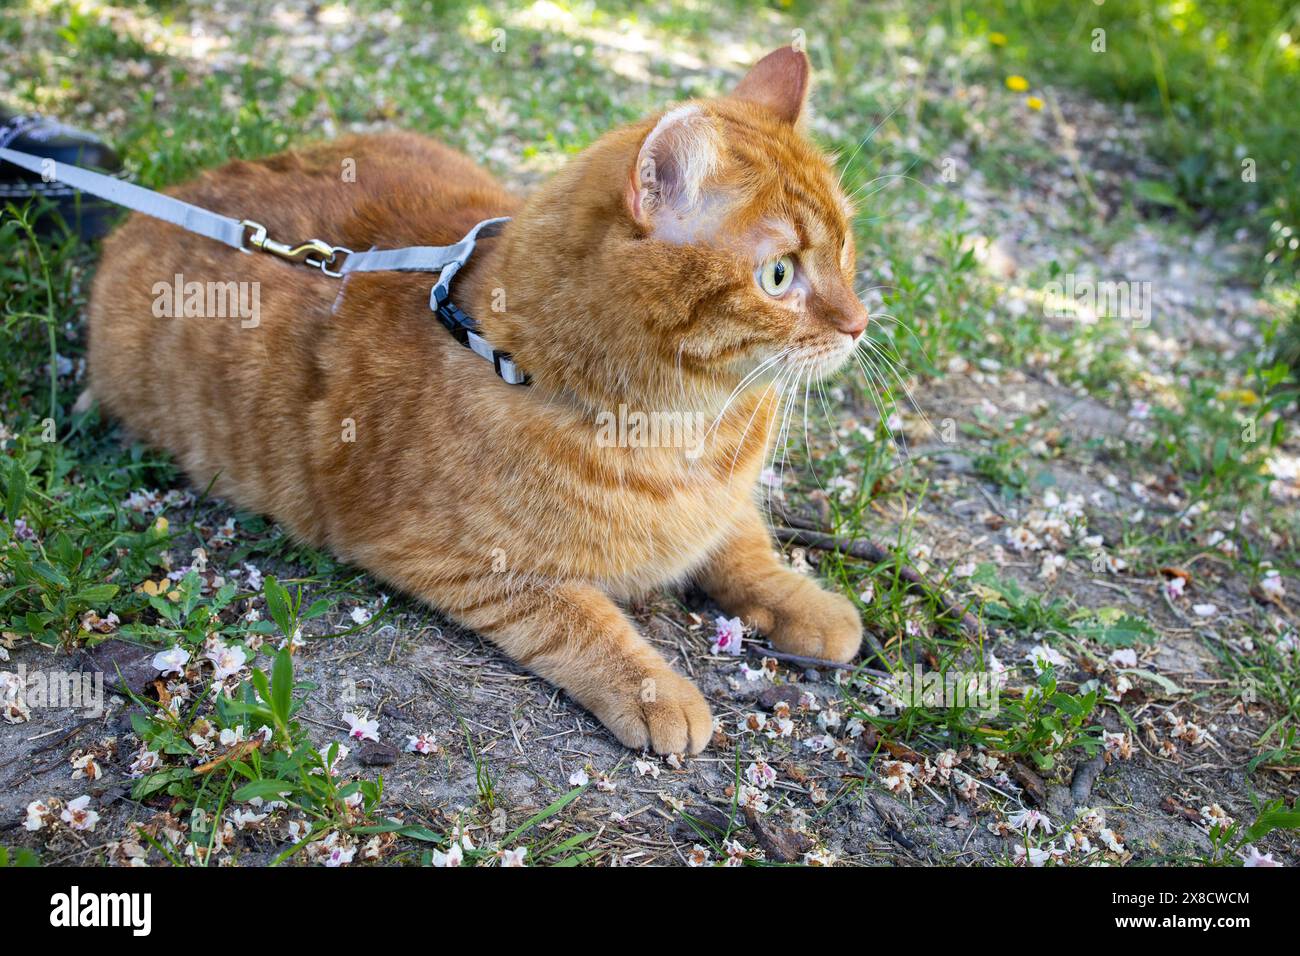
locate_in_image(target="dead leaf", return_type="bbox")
[194,739,262,775]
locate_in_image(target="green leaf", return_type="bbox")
[73,584,119,605]
[263,577,293,638]
[1133,178,1186,211]
[0,846,41,867]
[303,598,332,620]
[1243,806,1300,843]
[502,786,585,844]
[29,561,70,589]
[217,699,274,725]
[4,461,27,522]
[232,779,299,801]
[1119,668,1187,697]
[354,819,444,843]
[271,648,293,727]
[131,766,193,801]
[1069,610,1157,646]
[250,667,273,708]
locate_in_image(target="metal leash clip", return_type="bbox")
[239,219,353,277]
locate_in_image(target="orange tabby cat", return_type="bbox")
[86,47,869,754]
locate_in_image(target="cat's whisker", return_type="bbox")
[755,368,798,495]
[815,377,842,448]
[753,363,795,484]
[859,311,934,371]
[849,150,921,190]
[855,339,911,421]
[836,101,902,191]
[754,369,794,520]
[851,350,892,427]
[758,395,783,526]
[851,348,908,456]
[804,374,846,503]
[675,341,687,414]
[770,365,805,504]
[845,171,909,202]
[850,165,936,205]
[706,347,793,444]
[853,350,917,465]
[727,368,786,482]
[760,370,796,525]
[796,370,831,502]
[858,335,934,435]
[845,158,919,203]
[855,283,898,297]
[855,309,929,389]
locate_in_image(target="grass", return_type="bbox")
[969,1,1300,243]
[1,0,1298,865]
[968,0,1300,394]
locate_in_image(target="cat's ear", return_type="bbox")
[627,104,721,237]
[731,46,810,125]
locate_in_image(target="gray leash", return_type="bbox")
[0,146,525,385]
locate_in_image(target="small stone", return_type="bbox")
[358,741,399,766]
[757,685,805,710]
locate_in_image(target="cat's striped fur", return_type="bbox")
[87,47,869,754]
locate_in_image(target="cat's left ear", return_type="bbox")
[731,46,811,126]
[627,104,721,237]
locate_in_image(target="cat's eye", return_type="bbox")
[759,255,795,297]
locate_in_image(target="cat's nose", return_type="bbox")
[835,305,869,337]
[812,286,870,337]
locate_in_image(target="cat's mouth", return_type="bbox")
[785,332,862,381]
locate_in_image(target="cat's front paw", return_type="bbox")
[589,665,713,755]
[744,583,863,663]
